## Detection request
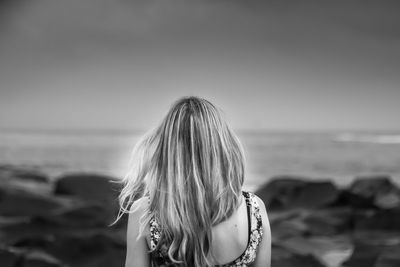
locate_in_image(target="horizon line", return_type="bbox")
[1,126,400,135]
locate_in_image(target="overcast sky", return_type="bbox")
[1,0,399,131]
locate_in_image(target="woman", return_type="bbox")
[116,96,271,266]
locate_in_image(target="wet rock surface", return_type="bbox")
[0,168,126,267]
[1,167,400,266]
[256,176,340,210]
[256,175,400,267]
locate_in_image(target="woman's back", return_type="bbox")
[145,191,265,266]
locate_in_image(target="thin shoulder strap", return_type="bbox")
[248,192,263,232]
[243,191,252,234]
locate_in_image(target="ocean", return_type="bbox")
[1,129,400,191]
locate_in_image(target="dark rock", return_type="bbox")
[0,165,48,183]
[343,232,400,267]
[302,208,353,235]
[354,208,400,231]
[256,176,339,210]
[0,215,113,246]
[272,217,310,240]
[0,166,52,195]
[375,193,400,210]
[8,230,126,267]
[350,176,395,198]
[13,171,49,184]
[347,176,400,209]
[375,246,400,267]
[46,204,112,227]
[0,217,65,245]
[0,188,66,217]
[271,208,354,240]
[54,174,121,203]
[271,245,325,267]
[342,243,383,267]
[352,231,400,247]
[269,210,310,240]
[0,246,22,267]
[12,236,57,249]
[36,233,125,267]
[276,236,353,267]
[22,250,64,267]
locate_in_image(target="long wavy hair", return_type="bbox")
[116,96,246,266]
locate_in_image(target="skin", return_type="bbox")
[125,195,271,267]
[125,197,151,267]
[253,195,272,267]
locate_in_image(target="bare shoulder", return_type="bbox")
[252,193,271,230]
[252,194,268,214]
[252,194,272,267]
[125,196,151,267]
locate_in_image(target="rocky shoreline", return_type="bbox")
[1,164,399,267]
[256,175,400,267]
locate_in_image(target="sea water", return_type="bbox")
[1,129,400,191]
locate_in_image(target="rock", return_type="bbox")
[276,236,353,267]
[0,165,48,183]
[0,187,66,217]
[374,192,400,210]
[0,204,112,238]
[272,217,310,240]
[256,176,339,210]
[343,232,400,267]
[0,166,52,195]
[54,174,121,203]
[352,231,400,247]
[22,250,64,267]
[347,176,400,209]
[302,208,353,235]
[269,210,310,240]
[32,233,125,267]
[0,213,117,247]
[271,208,353,240]
[354,208,400,231]
[350,176,395,198]
[342,243,383,267]
[0,246,22,267]
[8,230,126,267]
[271,245,326,267]
[0,246,65,267]
[46,204,112,227]
[12,235,58,250]
[13,171,49,184]
[0,217,65,245]
[375,246,400,267]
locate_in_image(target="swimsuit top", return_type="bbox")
[148,191,263,266]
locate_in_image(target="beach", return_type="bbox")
[1,129,400,266]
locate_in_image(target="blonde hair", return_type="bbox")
[116,96,245,266]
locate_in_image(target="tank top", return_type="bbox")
[148,191,263,266]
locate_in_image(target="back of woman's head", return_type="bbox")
[118,96,245,266]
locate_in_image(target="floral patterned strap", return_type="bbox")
[149,216,160,250]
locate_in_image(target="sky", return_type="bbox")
[1,0,399,131]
